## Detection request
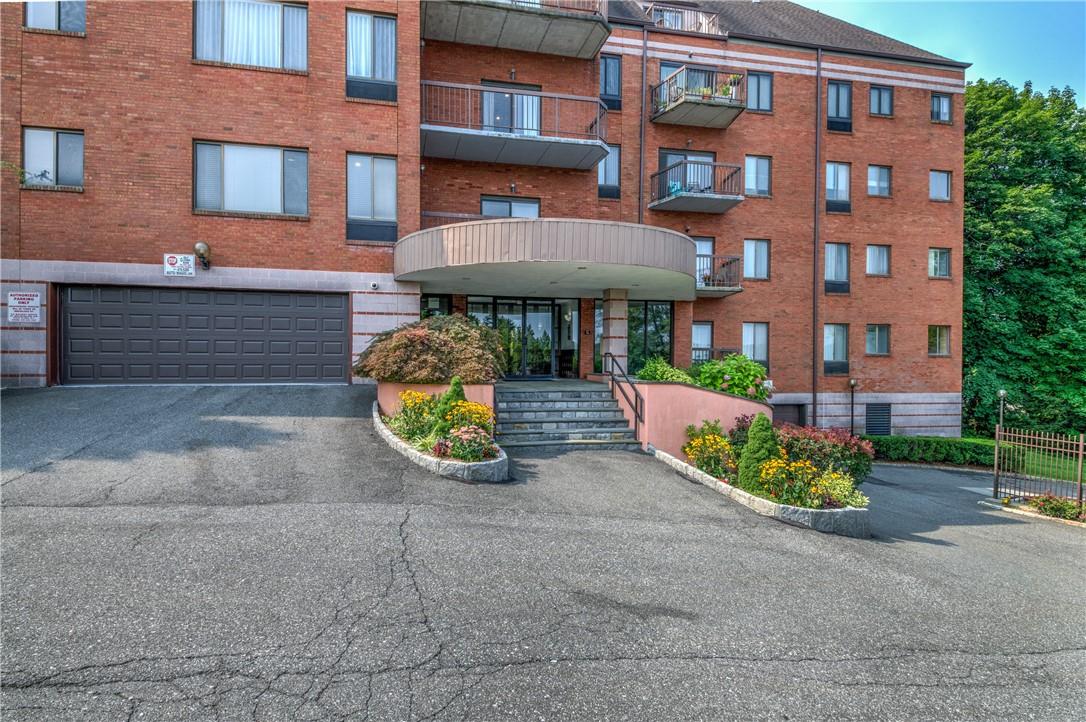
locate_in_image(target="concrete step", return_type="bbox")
[496,428,636,443]
[499,439,644,452]
[495,389,614,402]
[496,417,630,432]
[497,409,628,422]
[497,399,620,411]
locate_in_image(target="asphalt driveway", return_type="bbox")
[2,385,1083,720]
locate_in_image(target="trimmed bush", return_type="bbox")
[696,355,769,401]
[863,435,995,467]
[638,356,695,384]
[355,314,504,384]
[1027,494,1085,521]
[738,413,777,491]
[432,376,467,435]
[777,424,875,483]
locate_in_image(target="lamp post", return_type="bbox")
[998,389,1007,429]
[849,378,858,435]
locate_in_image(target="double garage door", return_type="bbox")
[62,286,349,384]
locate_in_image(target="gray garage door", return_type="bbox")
[62,286,349,384]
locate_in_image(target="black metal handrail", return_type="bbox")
[603,351,643,442]
[650,160,742,203]
[651,66,745,114]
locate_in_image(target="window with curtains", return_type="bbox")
[346,154,397,242]
[744,155,771,196]
[598,144,620,198]
[691,322,712,363]
[827,81,852,131]
[869,85,893,116]
[194,0,307,71]
[931,92,952,123]
[25,1,85,32]
[346,11,397,101]
[747,72,772,111]
[929,248,951,278]
[742,322,769,371]
[826,162,850,212]
[194,141,307,216]
[866,245,890,276]
[23,127,84,187]
[928,325,951,356]
[867,165,891,197]
[482,82,541,136]
[825,242,849,293]
[823,324,849,374]
[929,170,951,201]
[743,239,769,280]
[600,54,622,110]
[866,324,890,355]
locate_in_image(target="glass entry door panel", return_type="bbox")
[524,301,554,377]
[496,299,525,377]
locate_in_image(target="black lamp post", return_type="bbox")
[849,378,858,435]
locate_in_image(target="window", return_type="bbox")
[652,6,684,29]
[694,237,714,287]
[742,322,769,371]
[929,248,951,278]
[824,324,849,374]
[867,165,891,197]
[865,403,892,436]
[598,144,620,198]
[931,92,952,123]
[828,81,852,131]
[482,81,541,136]
[928,325,951,356]
[774,404,807,426]
[743,239,769,279]
[692,322,713,363]
[744,155,771,196]
[194,142,307,215]
[346,154,396,241]
[826,162,850,212]
[481,196,539,218]
[825,242,849,293]
[865,324,890,355]
[866,245,890,276]
[657,148,714,198]
[22,128,83,187]
[869,85,893,116]
[194,0,307,72]
[929,170,951,201]
[25,1,85,32]
[347,11,397,101]
[600,54,622,110]
[421,294,451,318]
[747,72,772,111]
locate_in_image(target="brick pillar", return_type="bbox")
[673,300,693,368]
[578,297,595,378]
[601,289,628,372]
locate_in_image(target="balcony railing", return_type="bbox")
[497,0,605,15]
[692,347,740,363]
[696,254,741,290]
[646,3,723,35]
[651,66,745,122]
[649,160,743,212]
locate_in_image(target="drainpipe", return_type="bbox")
[637,27,647,224]
[811,48,823,427]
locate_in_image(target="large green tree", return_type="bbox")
[963,80,1086,434]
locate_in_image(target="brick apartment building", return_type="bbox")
[0,0,967,436]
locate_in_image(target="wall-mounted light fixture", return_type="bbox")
[194,241,211,271]
[510,182,517,193]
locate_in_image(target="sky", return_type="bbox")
[794,1,1086,100]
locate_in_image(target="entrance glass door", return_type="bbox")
[496,299,525,377]
[471,297,561,378]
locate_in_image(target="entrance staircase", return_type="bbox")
[494,381,642,452]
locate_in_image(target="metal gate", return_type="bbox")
[993,425,1085,505]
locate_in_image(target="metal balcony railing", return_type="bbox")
[496,0,606,15]
[692,347,740,363]
[651,66,745,115]
[695,254,742,289]
[650,161,742,203]
[646,3,723,35]
[421,81,608,142]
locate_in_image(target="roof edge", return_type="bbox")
[727,30,971,70]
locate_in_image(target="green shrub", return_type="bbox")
[638,357,695,384]
[728,414,755,456]
[738,413,777,491]
[387,390,437,440]
[432,376,467,435]
[355,314,504,384]
[863,435,995,467]
[695,355,769,401]
[682,420,737,480]
[777,424,875,483]
[1026,494,1085,521]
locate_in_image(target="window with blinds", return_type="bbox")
[194,142,307,216]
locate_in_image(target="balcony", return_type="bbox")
[695,255,742,296]
[651,66,746,128]
[692,347,739,363]
[646,3,723,35]
[648,161,744,213]
[421,1,611,59]
[420,81,609,170]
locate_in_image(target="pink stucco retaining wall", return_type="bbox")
[376,382,495,416]
[610,381,774,459]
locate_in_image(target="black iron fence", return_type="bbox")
[993,425,1085,505]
